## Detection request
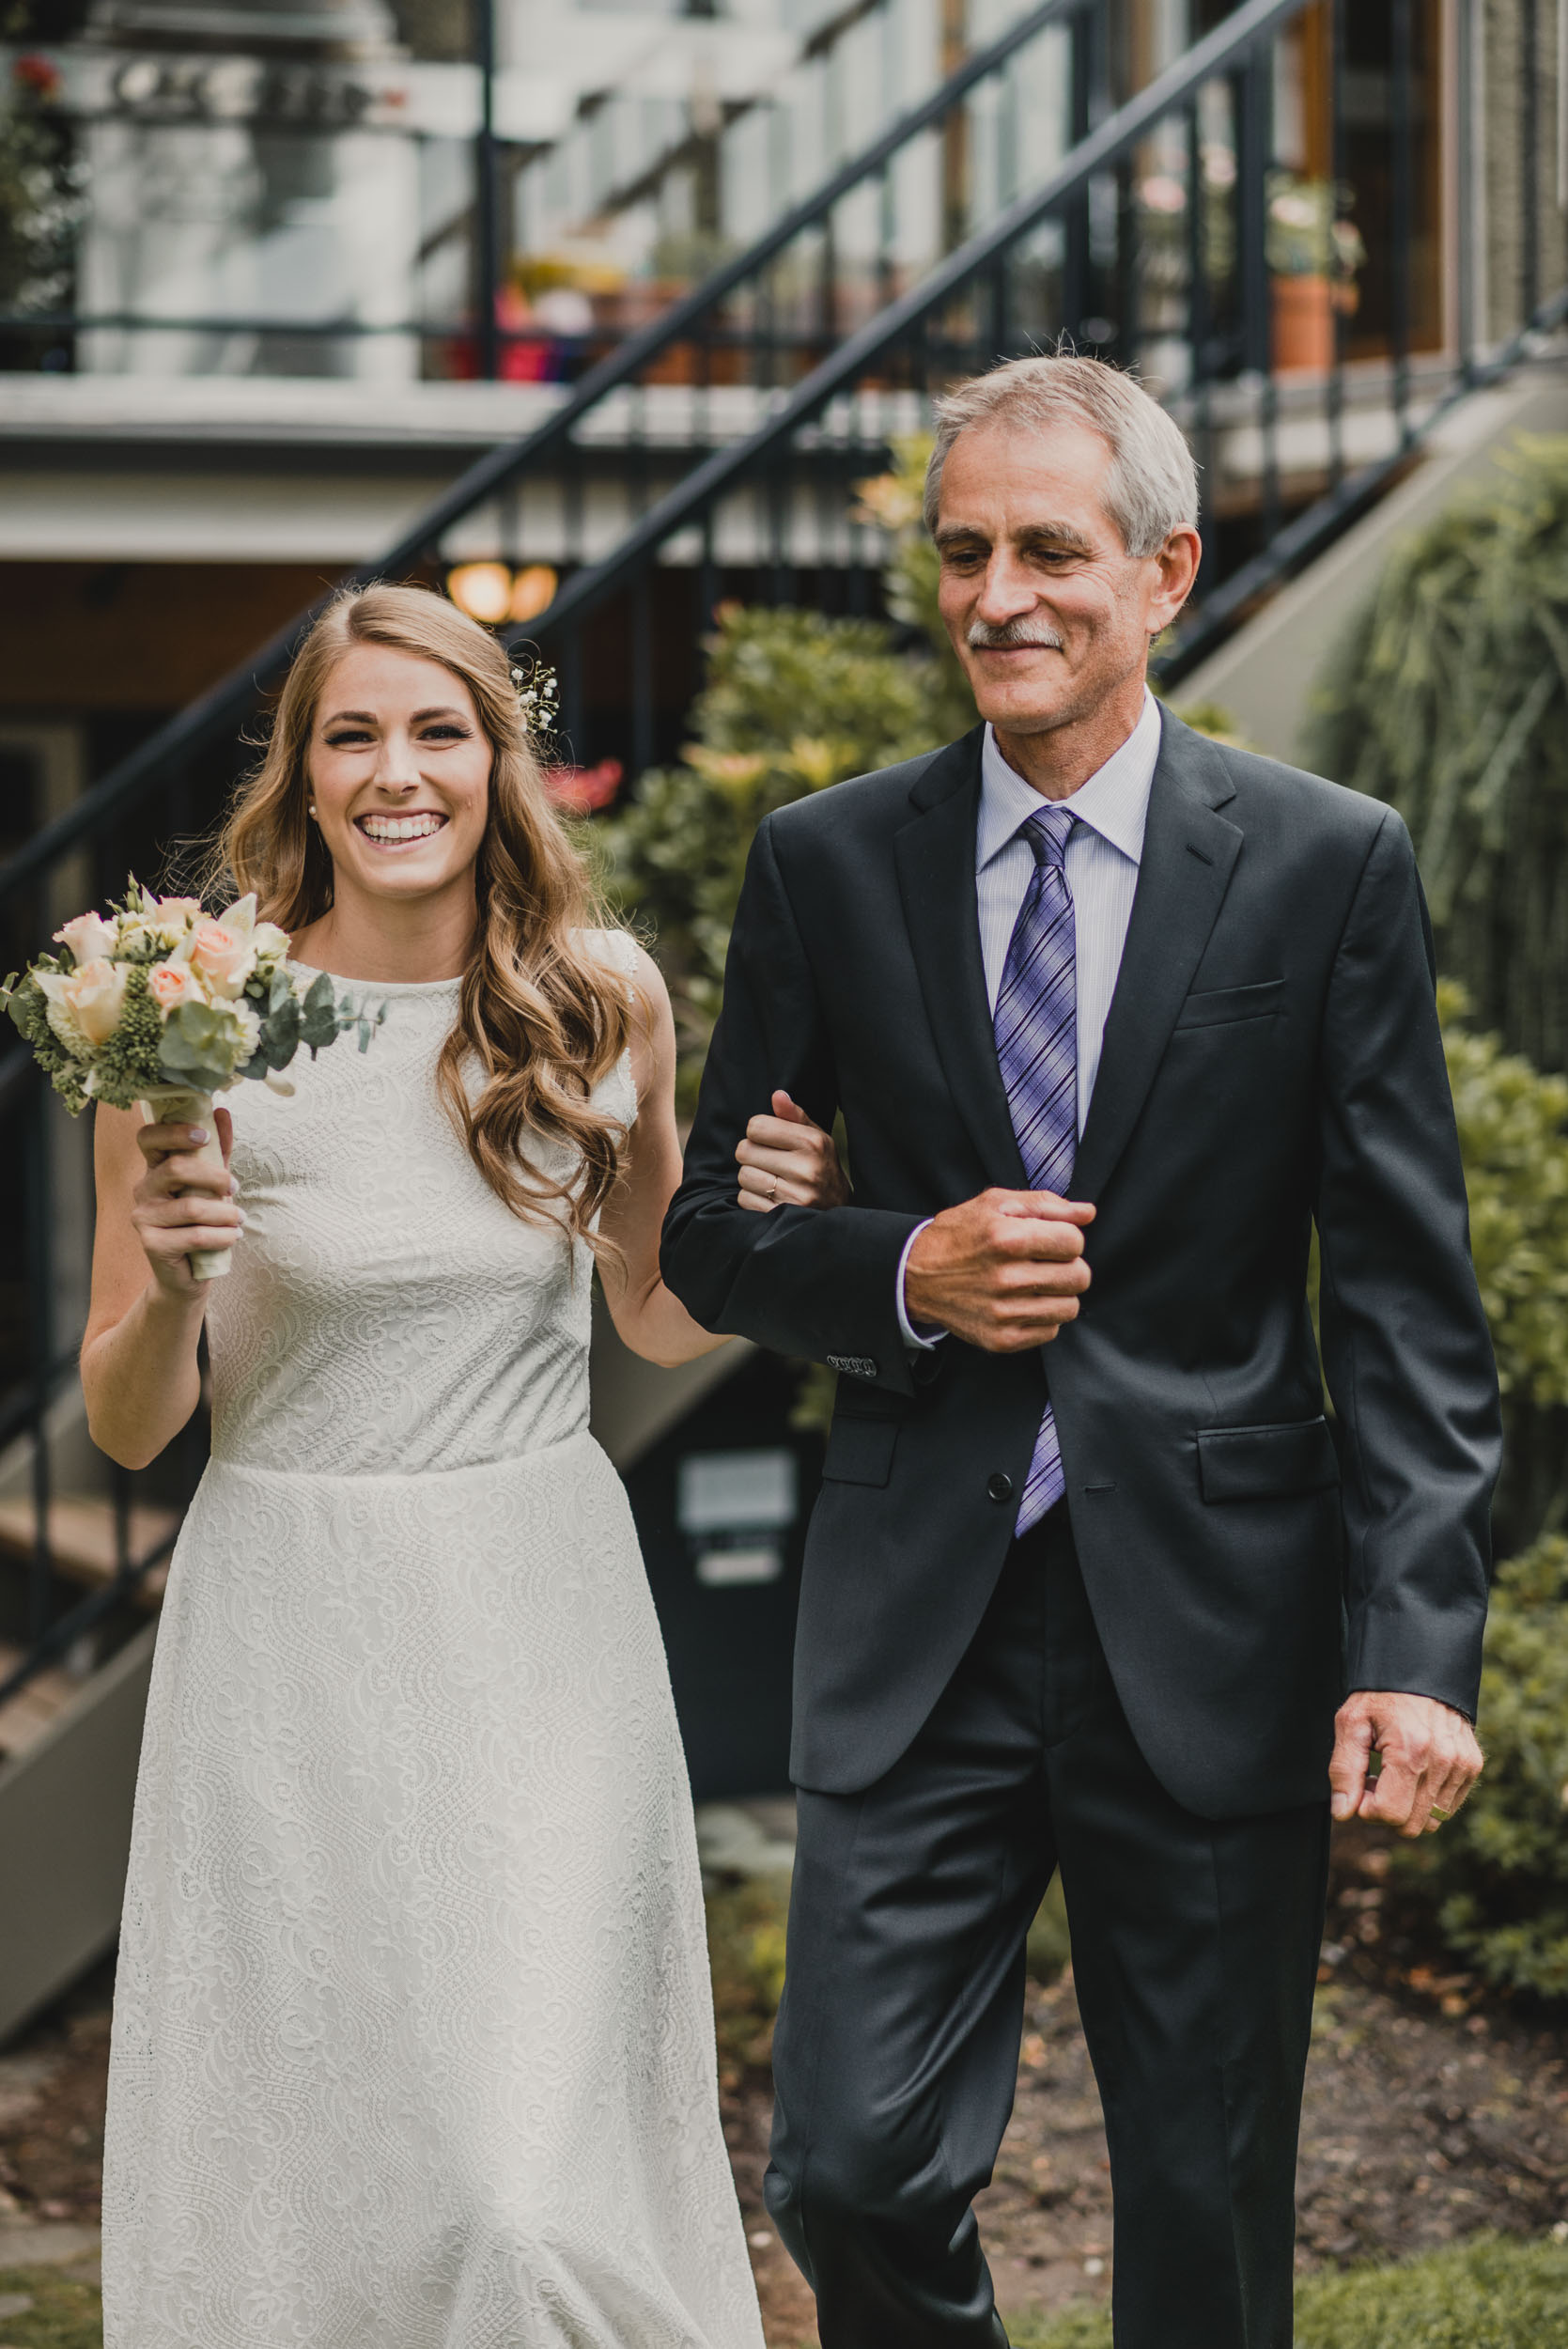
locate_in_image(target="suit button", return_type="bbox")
[987,1472,1015,1503]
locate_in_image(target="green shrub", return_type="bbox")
[1306,434,1568,1077]
[600,603,945,1103]
[1393,1535,1568,1998]
[1009,2235,1568,2348]
[1442,983,1568,1414]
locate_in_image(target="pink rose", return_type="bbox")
[148,963,200,1011]
[190,919,255,998]
[54,910,116,966]
[37,958,128,1051]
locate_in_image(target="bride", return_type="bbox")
[82,583,844,2349]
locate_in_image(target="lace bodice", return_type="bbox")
[208,936,637,1476]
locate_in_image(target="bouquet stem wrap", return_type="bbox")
[140,1088,231,1283]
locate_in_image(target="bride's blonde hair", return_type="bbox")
[213,583,635,1249]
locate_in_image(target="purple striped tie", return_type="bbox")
[994,803,1078,1533]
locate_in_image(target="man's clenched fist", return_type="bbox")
[905,1189,1094,1351]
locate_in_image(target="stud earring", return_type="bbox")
[307,803,318,819]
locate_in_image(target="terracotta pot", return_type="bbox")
[1271,272,1335,373]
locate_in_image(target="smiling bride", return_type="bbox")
[83,583,844,2349]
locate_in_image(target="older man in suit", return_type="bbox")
[660,354,1498,2349]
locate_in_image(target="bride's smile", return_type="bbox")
[356,810,447,845]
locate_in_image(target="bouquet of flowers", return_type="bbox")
[2,882,383,1280]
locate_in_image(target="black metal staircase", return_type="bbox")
[0,0,1564,1740]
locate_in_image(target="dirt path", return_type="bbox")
[8,1857,1568,2349]
[722,1827,1568,2348]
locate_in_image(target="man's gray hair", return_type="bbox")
[923,355,1199,556]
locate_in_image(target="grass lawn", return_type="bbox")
[9,2234,1568,2347]
[1011,2235,1568,2347]
[0,2267,101,2349]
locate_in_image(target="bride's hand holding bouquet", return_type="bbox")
[4,883,380,1284]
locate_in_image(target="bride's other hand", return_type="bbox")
[736,1092,849,1213]
[84,1102,240,1469]
[132,1110,242,1297]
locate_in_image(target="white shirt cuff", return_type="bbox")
[895,1219,946,1350]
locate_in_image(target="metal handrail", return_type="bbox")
[0,1527,180,1713]
[1156,291,1568,685]
[517,0,1311,647]
[0,0,1089,910]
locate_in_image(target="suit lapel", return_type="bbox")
[1071,711,1243,1204]
[894,730,1029,1191]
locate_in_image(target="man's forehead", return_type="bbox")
[935,421,1116,539]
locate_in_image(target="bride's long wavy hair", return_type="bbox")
[212,583,636,1251]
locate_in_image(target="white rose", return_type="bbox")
[250,921,292,966]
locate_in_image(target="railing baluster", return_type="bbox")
[1186,94,1216,599]
[1521,0,1541,331]
[1063,7,1092,339]
[475,0,502,384]
[1389,0,1414,445]
[1327,0,1347,490]
[24,1080,54,1651]
[631,571,654,784]
[1455,0,1477,384]
[1236,41,1279,544]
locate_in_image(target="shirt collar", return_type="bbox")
[976,690,1161,875]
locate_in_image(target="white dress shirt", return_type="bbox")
[895,691,1163,1347]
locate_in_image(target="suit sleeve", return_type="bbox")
[1314,807,1500,1717]
[660,814,924,1395]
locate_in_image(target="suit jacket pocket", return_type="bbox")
[822,1415,900,1487]
[1173,977,1285,1030]
[1197,1417,1339,1501]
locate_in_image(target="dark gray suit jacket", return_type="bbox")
[660,708,1501,1816]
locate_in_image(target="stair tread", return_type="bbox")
[0,1494,178,1600]
[0,1644,82,1760]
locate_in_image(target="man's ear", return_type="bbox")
[1150,526,1202,629]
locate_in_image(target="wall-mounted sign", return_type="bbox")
[676,1447,798,1590]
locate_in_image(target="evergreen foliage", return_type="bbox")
[599,603,948,1105]
[1393,1534,1568,1999]
[1306,435,1568,1075]
[1442,983,1568,1417]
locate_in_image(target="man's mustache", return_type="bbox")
[964,618,1066,650]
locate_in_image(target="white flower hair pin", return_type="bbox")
[508,655,560,743]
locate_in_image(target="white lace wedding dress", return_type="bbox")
[101,941,766,2349]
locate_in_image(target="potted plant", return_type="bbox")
[1266,172,1364,373]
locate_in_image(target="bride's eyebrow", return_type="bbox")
[320,705,469,725]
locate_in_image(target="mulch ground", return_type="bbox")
[722,1823,1568,2347]
[5,1836,1568,2349]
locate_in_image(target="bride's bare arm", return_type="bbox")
[597,943,846,1367]
[80,1105,242,1470]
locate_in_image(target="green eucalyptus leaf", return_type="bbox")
[300,972,341,1050]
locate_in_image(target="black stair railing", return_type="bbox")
[3,0,1565,1715]
[0,0,1091,910]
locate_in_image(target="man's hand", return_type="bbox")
[1327,1691,1483,1838]
[905,1188,1094,1351]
